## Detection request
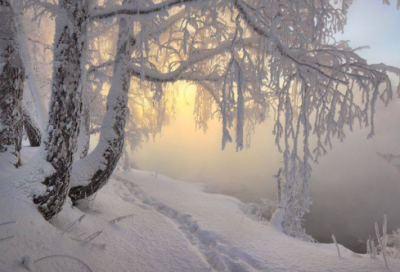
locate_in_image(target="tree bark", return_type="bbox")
[74,98,90,160]
[69,15,133,203]
[0,0,24,168]
[33,0,88,220]
[21,102,41,147]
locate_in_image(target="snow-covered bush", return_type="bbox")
[385,229,400,259]
[241,198,277,223]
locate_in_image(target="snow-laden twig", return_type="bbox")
[85,230,103,243]
[0,221,16,228]
[332,234,341,258]
[34,255,93,272]
[90,0,200,20]
[109,214,135,224]
[62,215,86,235]
[69,236,106,249]
[375,215,389,269]
[0,235,14,242]
[383,215,389,269]
[372,240,377,259]
[367,238,373,258]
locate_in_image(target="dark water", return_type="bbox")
[203,168,400,254]
[203,128,400,254]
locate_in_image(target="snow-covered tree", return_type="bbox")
[12,0,399,236]
[69,1,134,202]
[32,0,89,220]
[0,0,25,167]
[21,101,41,147]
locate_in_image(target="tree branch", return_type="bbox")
[90,0,201,21]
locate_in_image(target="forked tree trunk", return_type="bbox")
[0,0,24,168]
[33,0,88,220]
[69,16,133,203]
[21,102,41,147]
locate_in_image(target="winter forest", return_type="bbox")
[0,0,400,271]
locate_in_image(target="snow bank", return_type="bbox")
[1,147,399,271]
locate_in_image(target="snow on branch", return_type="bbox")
[34,255,93,272]
[90,0,203,21]
[24,0,58,21]
[129,38,257,83]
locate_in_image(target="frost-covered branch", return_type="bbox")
[129,38,257,82]
[90,0,202,21]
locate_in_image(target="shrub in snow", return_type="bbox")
[241,198,276,222]
[383,229,400,259]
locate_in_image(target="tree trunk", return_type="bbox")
[15,9,48,132]
[0,0,24,168]
[21,102,41,147]
[33,0,88,220]
[74,98,90,160]
[69,16,133,203]
[122,147,131,172]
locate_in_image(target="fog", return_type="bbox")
[131,1,400,253]
[133,86,400,252]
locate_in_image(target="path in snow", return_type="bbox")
[113,174,264,271]
[111,170,400,272]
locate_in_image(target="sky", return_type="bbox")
[336,0,400,67]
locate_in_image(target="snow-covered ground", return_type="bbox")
[0,147,399,272]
